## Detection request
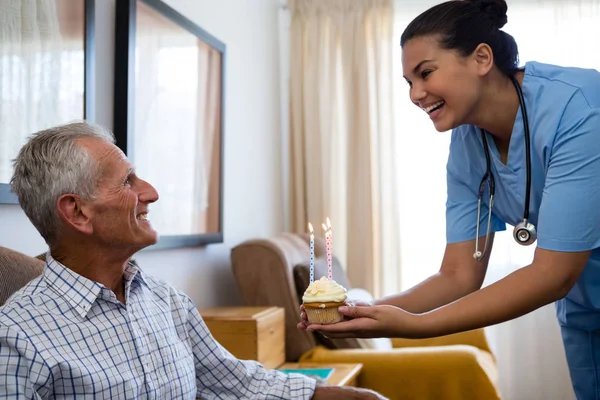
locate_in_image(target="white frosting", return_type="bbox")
[302,276,347,303]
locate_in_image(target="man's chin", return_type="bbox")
[144,232,159,247]
[132,231,159,249]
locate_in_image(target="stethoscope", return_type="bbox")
[473,75,537,261]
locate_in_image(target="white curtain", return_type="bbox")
[393,1,600,399]
[0,0,84,182]
[286,0,401,298]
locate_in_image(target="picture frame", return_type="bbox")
[114,0,226,250]
[0,0,96,204]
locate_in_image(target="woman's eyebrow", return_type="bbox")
[403,59,435,79]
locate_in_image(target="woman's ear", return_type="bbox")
[56,194,94,235]
[473,43,495,76]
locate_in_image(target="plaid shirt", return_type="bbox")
[0,255,316,399]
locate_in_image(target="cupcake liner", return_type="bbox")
[304,305,343,325]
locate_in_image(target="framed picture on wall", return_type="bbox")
[0,0,95,204]
[114,0,226,250]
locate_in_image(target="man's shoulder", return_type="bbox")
[1,274,47,310]
[0,276,55,334]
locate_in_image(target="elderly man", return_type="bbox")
[0,122,385,400]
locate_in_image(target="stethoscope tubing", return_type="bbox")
[473,74,535,260]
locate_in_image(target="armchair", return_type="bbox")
[230,233,502,400]
[0,246,45,306]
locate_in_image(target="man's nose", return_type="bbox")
[139,179,159,203]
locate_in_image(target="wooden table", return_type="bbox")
[278,362,363,387]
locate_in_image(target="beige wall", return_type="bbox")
[0,0,285,308]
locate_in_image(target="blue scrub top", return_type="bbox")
[446,61,600,328]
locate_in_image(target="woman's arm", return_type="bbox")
[410,104,600,337]
[421,247,589,337]
[375,236,494,313]
[298,236,494,330]
[308,246,588,339]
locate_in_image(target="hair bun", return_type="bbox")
[468,0,508,29]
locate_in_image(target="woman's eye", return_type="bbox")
[421,70,432,79]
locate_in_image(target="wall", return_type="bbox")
[0,0,285,308]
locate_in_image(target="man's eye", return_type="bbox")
[124,177,132,186]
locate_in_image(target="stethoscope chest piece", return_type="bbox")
[513,220,537,246]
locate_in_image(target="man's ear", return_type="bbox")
[472,43,495,76]
[56,194,93,235]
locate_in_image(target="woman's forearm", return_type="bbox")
[421,253,587,338]
[374,272,476,313]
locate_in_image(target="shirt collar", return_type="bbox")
[126,258,147,286]
[43,253,146,318]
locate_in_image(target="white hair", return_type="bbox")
[10,121,116,246]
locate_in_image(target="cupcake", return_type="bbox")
[302,276,348,324]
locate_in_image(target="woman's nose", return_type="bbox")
[409,83,426,104]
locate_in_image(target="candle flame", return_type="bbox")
[322,223,328,231]
[326,217,331,228]
[308,222,313,233]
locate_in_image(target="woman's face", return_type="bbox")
[401,35,483,132]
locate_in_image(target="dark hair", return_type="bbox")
[400,0,520,76]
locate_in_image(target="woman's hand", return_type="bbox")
[297,304,309,330]
[306,304,425,339]
[297,299,374,331]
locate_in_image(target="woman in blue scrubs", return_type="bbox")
[299,0,600,398]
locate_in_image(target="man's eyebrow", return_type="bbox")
[125,166,135,177]
[403,59,434,79]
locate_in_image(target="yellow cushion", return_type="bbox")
[300,345,501,400]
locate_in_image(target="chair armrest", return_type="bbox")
[299,345,500,400]
[390,328,494,355]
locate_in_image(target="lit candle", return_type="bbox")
[308,222,315,283]
[322,217,332,279]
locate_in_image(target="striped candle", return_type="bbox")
[322,218,332,279]
[308,222,315,283]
